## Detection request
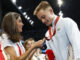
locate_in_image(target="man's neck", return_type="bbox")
[52,15,57,26]
[52,14,56,21]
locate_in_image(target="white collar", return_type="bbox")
[52,15,57,26]
[1,33,8,40]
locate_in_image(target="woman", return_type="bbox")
[0,12,44,60]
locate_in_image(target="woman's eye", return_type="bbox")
[19,20,22,22]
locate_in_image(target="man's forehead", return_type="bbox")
[37,12,42,19]
[37,10,45,18]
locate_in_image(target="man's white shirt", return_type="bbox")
[45,15,80,60]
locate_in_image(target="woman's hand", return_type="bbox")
[33,40,45,48]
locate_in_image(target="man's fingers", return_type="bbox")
[42,38,46,41]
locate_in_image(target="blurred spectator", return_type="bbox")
[24,38,49,60]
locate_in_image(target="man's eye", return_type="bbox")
[41,16,45,18]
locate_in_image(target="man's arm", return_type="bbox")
[64,18,80,59]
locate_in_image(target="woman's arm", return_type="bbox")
[5,40,44,60]
[27,49,37,60]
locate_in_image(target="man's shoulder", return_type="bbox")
[63,17,74,22]
[62,17,77,29]
[61,17,76,25]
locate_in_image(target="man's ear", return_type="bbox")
[49,8,53,14]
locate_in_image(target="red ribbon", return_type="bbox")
[49,16,59,40]
[17,44,22,56]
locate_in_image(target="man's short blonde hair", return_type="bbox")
[33,1,51,15]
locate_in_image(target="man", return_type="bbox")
[33,1,80,60]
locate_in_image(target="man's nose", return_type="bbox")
[42,19,45,23]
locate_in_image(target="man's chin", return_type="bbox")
[46,23,52,26]
[46,24,50,26]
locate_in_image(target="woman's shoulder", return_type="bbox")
[0,33,14,50]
